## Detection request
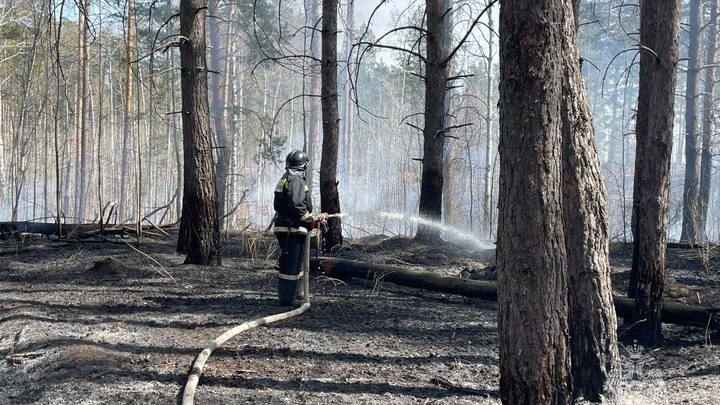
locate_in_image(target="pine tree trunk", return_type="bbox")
[699,0,718,241]
[562,1,618,399]
[442,0,455,228]
[483,8,494,239]
[177,0,220,265]
[416,0,446,241]
[120,0,135,222]
[340,1,355,189]
[681,0,702,243]
[209,0,230,231]
[320,0,343,250]
[629,0,682,346]
[306,0,321,189]
[97,20,105,233]
[169,46,182,223]
[497,1,571,402]
[76,0,90,220]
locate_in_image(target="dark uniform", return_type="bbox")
[273,153,314,306]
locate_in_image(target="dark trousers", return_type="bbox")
[276,233,305,303]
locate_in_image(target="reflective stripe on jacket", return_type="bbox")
[273,169,313,234]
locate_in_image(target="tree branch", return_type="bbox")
[353,41,426,62]
[442,0,498,66]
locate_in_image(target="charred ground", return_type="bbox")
[0,234,718,404]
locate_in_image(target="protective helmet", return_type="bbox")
[285,149,309,170]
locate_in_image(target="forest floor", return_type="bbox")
[0,232,718,404]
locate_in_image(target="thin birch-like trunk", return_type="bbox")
[120,0,135,222]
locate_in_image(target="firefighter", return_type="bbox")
[273,149,329,306]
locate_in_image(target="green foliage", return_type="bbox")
[258,134,286,164]
[0,21,26,41]
[234,0,282,62]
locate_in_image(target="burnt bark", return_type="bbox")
[316,257,498,300]
[177,0,220,265]
[561,1,618,400]
[442,0,456,228]
[629,0,681,346]
[681,0,702,243]
[416,0,447,241]
[320,0,343,251]
[498,1,571,403]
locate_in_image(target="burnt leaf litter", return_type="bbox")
[0,234,718,404]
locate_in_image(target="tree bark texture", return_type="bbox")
[483,6,495,239]
[416,0,447,241]
[209,0,230,231]
[699,0,718,241]
[629,0,681,345]
[306,0,322,189]
[177,0,220,265]
[562,1,618,400]
[320,0,343,251]
[498,1,571,403]
[340,0,355,189]
[120,0,135,222]
[680,0,702,243]
[76,0,90,220]
[442,0,456,228]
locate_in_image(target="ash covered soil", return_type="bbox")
[0,234,718,404]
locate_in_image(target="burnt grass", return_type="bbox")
[0,234,718,404]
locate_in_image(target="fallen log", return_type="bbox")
[314,257,498,300]
[312,257,720,330]
[666,242,719,249]
[0,222,174,238]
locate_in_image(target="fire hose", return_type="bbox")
[181,224,319,405]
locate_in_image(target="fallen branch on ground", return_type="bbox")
[312,257,720,331]
[0,222,174,239]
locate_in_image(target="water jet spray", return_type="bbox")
[326,211,495,249]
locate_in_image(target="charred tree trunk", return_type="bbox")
[629,0,682,346]
[681,0,702,243]
[177,0,220,265]
[498,0,571,403]
[416,0,447,241]
[320,0,343,251]
[442,0,456,228]
[699,0,718,241]
[562,1,618,400]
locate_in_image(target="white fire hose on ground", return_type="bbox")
[181,229,314,405]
